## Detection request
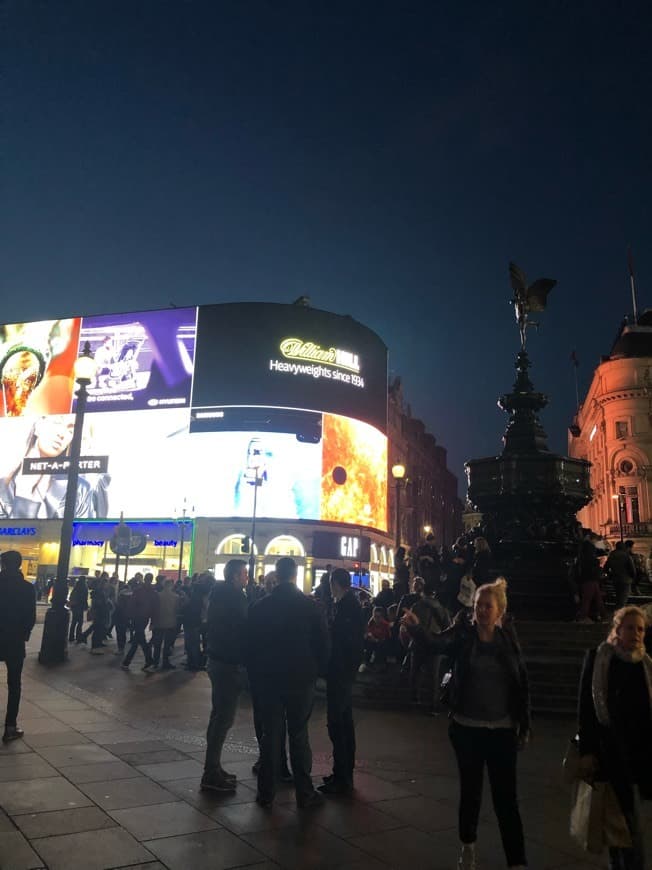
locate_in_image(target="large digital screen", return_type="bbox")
[191,303,388,434]
[0,318,82,417]
[0,303,389,530]
[76,307,197,412]
[0,408,387,527]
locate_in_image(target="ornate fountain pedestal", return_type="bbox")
[465,268,592,618]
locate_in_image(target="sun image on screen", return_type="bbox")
[321,413,387,530]
[0,319,82,418]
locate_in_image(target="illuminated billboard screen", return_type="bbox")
[191,303,388,434]
[0,318,82,417]
[76,307,197,412]
[0,304,388,531]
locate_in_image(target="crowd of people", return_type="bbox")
[573,532,650,623]
[0,536,650,870]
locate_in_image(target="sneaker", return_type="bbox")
[200,774,236,793]
[219,768,237,782]
[120,663,130,670]
[142,664,155,672]
[2,726,24,743]
[90,648,105,655]
[458,843,476,870]
[297,790,324,809]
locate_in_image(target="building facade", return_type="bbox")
[569,312,652,555]
[388,378,462,551]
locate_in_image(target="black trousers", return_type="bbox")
[326,675,356,786]
[114,619,128,651]
[256,682,315,804]
[449,721,526,867]
[3,653,24,727]
[69,607,85,642]
[152,627,176,666]
[252,687,289,772]
[123,622,152,666]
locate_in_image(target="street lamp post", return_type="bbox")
[248,467,263,582]
[175,498,194,583]
[612,493,625,543]
[39,342,96,665]
[392,463,406,550]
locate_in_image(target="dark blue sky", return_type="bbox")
[3,1,651,487]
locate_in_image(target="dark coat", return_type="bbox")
[578,647,652,799]
[247,582,330,690]
[0,569,36,659]
[68,581,88,611]
[408,613,531,735]
[471,549,492,586]
[328,590,365,680]
[129,584,159,624]
[206,581,248,665]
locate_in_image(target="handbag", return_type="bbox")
[603,783,632,848]
[570,780,632,853]
[570,780,605,853]
[562,735,581,783]
[457,574,476,608]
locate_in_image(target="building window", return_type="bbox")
[619,459,634,475]
[618,485,640,524]
[615,421,629,439]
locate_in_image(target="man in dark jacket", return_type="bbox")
[201,559,248,793]
[247,556,330,809]
[121,573,158,670]
[605,541,636,607]
[319,568,365,796]
[0,551,36,742]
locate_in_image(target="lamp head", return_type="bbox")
[74,341,96,384]
[391,463,406,481]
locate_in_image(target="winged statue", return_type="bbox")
[509,262,556,349]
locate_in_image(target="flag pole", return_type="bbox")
[571,351,580,410]
[627,246,639,324]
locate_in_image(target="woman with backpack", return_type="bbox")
[402,577,530,870]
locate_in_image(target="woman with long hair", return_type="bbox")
[402,577,529,870]
[577,605,651,870]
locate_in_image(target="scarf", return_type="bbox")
[592,641,652,728]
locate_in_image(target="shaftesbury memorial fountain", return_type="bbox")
[465,263,592,618]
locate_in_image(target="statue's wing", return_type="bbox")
[526,278,556,312]
[509,262,528,293]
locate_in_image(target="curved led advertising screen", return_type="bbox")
[0,304,388,531]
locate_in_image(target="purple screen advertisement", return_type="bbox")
[75,307,198,413]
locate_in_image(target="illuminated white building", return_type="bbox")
[569,311,652,555]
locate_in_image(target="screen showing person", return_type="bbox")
[0,415,110,519]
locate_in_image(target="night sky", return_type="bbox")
[3,1,651,488]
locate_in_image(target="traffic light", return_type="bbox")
[353,562,360,572]
[241,536,250,553]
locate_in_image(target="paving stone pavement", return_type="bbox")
[0,618,649,869]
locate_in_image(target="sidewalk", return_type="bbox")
[0,623,649,869]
